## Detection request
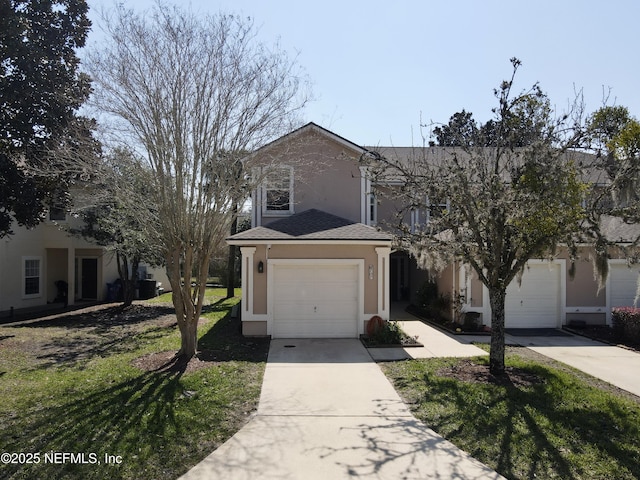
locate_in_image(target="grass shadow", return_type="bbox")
[1,364,188,479]
[0,295,268,480]
[197,300,270,364]
[4,305,177,371]
[11,304,175,331]
[386,356,640,479]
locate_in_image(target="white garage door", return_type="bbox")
[609,263,640,308]
[505,262,561,328]
[272,264,359,338]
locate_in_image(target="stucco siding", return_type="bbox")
[252,128,363,226]
[1,220,170,312]
[242,320,268,336]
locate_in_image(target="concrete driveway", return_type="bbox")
[388,306,640,400]
[504,332,640,398]
[179,338,503,479]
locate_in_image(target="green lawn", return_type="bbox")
[0,290,269,480]
[147,287,242,306]
[381,347,640,480]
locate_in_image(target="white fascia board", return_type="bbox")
[227,239,392,246]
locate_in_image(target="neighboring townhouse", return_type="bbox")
[228,122,640,338]
[0,210,170,316]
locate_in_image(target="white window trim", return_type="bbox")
[262,165,294,216]
[368,192,377,226]
[22,256,43,299]
[425,196,450,224]
[411,197,450,232]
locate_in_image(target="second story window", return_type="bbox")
[411,197,450,232]
[49,206,66,221]
[368,193,377,225]
[264,166,293,214]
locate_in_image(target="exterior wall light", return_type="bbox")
[258,261,264,273]
[368,264,374,280]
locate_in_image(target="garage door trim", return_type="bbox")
[267,258,365,337]
[479,259,566,329]
[606,260,640,325]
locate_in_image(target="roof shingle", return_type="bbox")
[227,209,392,242]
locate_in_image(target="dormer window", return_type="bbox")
[263,166,294,214]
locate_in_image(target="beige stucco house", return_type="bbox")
[228,122,640,337]
[0,211,169,316]
[228,123,393,337]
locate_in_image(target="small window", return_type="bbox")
[49,207,66,221]
[427,198,450,222]
[368,193,377,225]
[264,167,293,213]
[23,257,42,297]
[411,197,450,232]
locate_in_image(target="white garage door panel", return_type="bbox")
[610,264,640,308]
[505,263,561,328]
[273,264,359,338]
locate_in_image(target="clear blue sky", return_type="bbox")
[85,0,640,147]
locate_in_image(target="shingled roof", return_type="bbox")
[227,209,392,242]
[599,215,640,243]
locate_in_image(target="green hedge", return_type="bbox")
[612,307,640,344]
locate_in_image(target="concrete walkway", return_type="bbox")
[368,319,489,361]
[179,338,503,479]
[366,306,489,361]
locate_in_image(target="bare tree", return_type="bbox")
[85,3,310,358]
[364,59,589,375]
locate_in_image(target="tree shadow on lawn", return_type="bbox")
[419,364,640,479]
[12,304,176,331]
[6,305,177,370]
[195,300,270,364]
[0,360,201,480]
[5,299,269,372]
[1,303,269,479]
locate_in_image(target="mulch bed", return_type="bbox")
[132,350,216,374]
[437,358,543,388]
[566,325,640,353]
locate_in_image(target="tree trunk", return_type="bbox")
[488,287,507,375]
[116,253,139,308]
[166,248,195,360]
[226,205,238,299]
[179,316,198,359]
[124,256,140,307]
[226,244,237,299]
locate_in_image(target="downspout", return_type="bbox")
[452,261,457,322]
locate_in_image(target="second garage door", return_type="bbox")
[505,262,561,328]
[609,263,640,308]
[272,263,360,338]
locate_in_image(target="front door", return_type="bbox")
[390,255,409,301]
[81,258,98,300]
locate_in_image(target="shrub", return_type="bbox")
[417,280,439,307]
[416,280,451,320]
[612,307,640,344]
[364,316,417,347]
